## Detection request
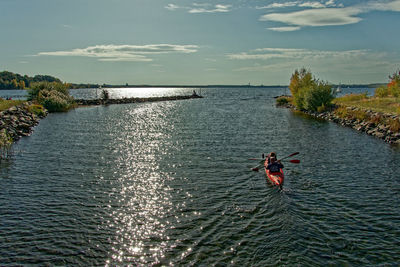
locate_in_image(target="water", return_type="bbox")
[1,87,399,265]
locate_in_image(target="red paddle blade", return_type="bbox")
[252,167,259,172]
[288,152,299,157]
[289,159,300,164]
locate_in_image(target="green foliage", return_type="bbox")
[375,69,400,98]
[276,96,290,106]
[0,129,13,159]
[334,93,368,103]
[0,99,25,111]
[289,68,334,112]
[375,85,389,97]
[0,71,61,89]
[28,82,75,112]
[27,104,46,117]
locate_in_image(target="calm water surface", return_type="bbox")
[1,87,399,266]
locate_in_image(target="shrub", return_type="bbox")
[375,69,400,98]
[101,89,110,101]
[289,68,335,112]
[28,82,75,112]
[375,86,389,97]
[27,103,46,117]
[0,129,12,160]
[276,96,290,106]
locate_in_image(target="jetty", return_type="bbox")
[75,94,203,106]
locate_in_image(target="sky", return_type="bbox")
[1,0,400,85]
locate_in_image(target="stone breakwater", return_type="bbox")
[281,103,400,145]
[0,102,48,142]
[76,94,203,106]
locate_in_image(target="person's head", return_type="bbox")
[270,157,277,163]
[270,152,277,158]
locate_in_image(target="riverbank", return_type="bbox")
[0,94,203,148]
[0,102,48,144]
[278,101,400,145]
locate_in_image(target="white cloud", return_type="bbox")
[260,0,400,30]
[165,4,181,11]
[367,0,400,11]
[257,0,339,9]
[189,4,231,13]
[38,44,199,62]
[260,7,363,28]
[228,47,397,84]
[268,26,302,31]
[228,47,370,61]
[258,1,299,9]
[299,2,326,8]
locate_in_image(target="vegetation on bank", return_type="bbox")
[288,68,335,112]
[0,98,46,157]
[0,71,62,90]
[276,68,400,134]
[332,70,400,115]
[28,82,76,112]
[0,98,25,111]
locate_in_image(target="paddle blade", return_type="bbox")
[251,167,259,172]
[289,159,300,164]
[248,158,262,160]
[288,152,299,157]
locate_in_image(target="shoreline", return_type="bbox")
[0,94,203,149]
[278,102,400,145]
[75,94,203,106]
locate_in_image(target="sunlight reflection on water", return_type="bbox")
[103,102,181,265]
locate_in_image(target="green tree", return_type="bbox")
[289,68,335,112]
[28,82,75,112]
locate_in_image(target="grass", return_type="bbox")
[0,99,25,112]
[333,94,400,115]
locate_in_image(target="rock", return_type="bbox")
[0,104,47,144]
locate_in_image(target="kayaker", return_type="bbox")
[266,152,277,164]
[266,155,284,173]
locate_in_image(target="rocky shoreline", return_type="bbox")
[1,94,203,145]
[0,102,48,142]
[280,103,400,145]
[75,94,203,106]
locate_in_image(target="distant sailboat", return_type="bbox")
[335,84,342,93]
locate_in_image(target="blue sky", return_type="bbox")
[1,0,400,85]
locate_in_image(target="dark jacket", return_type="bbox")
[266,162,284,173]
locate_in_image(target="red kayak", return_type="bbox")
[264,160,284,187]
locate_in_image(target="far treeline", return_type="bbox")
[0,70,384,90]
[0,71,62,89]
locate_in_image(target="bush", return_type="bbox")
[375,86,389,97]
[27,103,46,117]
[276,96,290,106]
[289,68,335,112]
[28,82,75,112]
[375,70,400,98]
[0,129,12,160]
[303,82,334,112]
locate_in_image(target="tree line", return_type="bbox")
[0,71,62,90]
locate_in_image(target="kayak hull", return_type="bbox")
[264,161,284,186]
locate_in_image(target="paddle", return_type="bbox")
[248,152,299,161]
[250,152,300,171]
[279,152,299,161]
